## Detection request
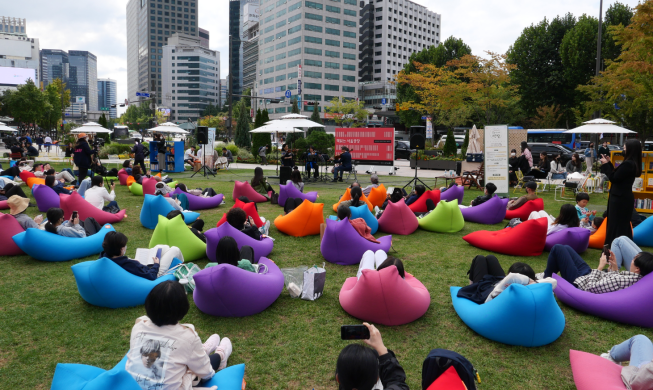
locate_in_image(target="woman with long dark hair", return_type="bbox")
[251,166,275,200]
[566,153,583,174]
[600,139,642,246]
[519,141,533,172]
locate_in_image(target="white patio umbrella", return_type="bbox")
[71,122,112,134]
[265,118,325,128]
[564,118,635,134]
[467,125,482,154]
[279,114,309,119]
[250,124,306,174]
[0,122,17,132]
[149,122,189,134]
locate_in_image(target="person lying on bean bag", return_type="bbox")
[598,334,653,390]
[45,207,102,237]
[7,195,43,230]
[529,203,580,236]
[469,183,497,207]
[544,243,653,293]
[226,207,270,239]
[337,204,378,243]
[251,167,276,200]
[101,231,181,280]
[125,281,233,389]
[506,181,538,210]
[336,323,408,390]
[458,255,557,304]
[45,175,73,195]
[213,236,256,272]
[405,184,426,206]
[166,210,206,243]
[357,250,404,279]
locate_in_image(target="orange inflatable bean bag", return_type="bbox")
[588,217,608,249]
[504,198,544,221]
[216,199,264,228]
[19,170,45,188]
[339,266,430,326]
[274,199,325,237]
[408,189,441,213]
[377,200,418,235]
[332,187,373,212]
[463,217,548,256]
[366,184,387,208]
[232,180,268,203]
[126,175,136,187]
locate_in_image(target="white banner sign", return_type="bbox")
[426,117,433,139]
[484,125,509,194]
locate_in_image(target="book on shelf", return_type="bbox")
[635,198,653,210]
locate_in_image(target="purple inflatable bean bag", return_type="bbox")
[193,258,284,317]
[277,180,318,207]
[552,272,653,327]
[377,200,418,235]
[460,195,506,225]
[205,222,274,263]
[441,185,464,204]
[32,184,60,212]
[321,218,392,265]
[544,228,590,253]
[171,187,224,210]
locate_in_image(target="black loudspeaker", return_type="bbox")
[280,166,292,185]
[197,126,208,145]
[410,134,425,150]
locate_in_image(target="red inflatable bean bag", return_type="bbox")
[0,200,8,210]
[0,213,25,256]
[332,187,374,212]
[339,266,430,326]
[60,192,127,225]
[216,199,264,228]
[408,189,441,213]
[366,184,387,208]
[504,198,544,221]
[569,350,626,390]
[19,170,45,188]
[377,200,418,235]
[232,180,268,203]
[274,199,324,237]
[425,367,467,390]
[463,218,548,256]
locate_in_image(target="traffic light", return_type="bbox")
[60,123,64,134]
[306,101,319,106]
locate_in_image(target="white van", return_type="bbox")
[437,134,465,150]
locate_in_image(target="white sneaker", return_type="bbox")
[260,220,271,236]
[535,272,544,280]
[203,334,220,355]
[374,206,380,215]
[216,337,233,370]
[600,352,617,363]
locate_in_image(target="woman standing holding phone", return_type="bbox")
[600,139,642,246]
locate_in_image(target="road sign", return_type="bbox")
[297,80,302,95]
[285,90,292,99]
[100,107,110,111]
[382,98,386,105]
[136,92,151,98]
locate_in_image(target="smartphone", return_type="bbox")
[341,325,370,340]
[155,248,162,260]
[72,211,78,220]
[603,244,611,258]
[110,179,114,186]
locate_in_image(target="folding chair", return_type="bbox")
[513,172,534,193]
[555,181,579,201]
[462,162,483,190]
[344,164,358,182]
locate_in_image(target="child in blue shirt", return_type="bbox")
[575,192,596,229]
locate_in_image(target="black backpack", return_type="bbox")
[422,349,479,390]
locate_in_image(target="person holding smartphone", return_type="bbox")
[44,208,102,238]
[84,176,120,213]
[336,322,409,390]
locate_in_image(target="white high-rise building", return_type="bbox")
[0,16,40,92]
[255,0,360,119]
[162,33,219,123]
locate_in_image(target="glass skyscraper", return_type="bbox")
[40,49,98,112]
[98,78,118,119]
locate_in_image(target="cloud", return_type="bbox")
[3,0,641,115]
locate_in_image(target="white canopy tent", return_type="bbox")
[0,122,17,132]
[149,122,189,134]
[279,114,309,119]
[564,118,636,134]
[467,125,482,154]
[249,124,307,174]
[265,118,325,128]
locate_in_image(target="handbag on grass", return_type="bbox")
[168,263,201,293]
[301,264,326,301]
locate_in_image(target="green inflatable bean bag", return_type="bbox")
[418,199,465,233]
[149,214,207,261]
[128,183,143,196]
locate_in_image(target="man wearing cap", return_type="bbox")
[7,195,43,230]
[73,133,94,185]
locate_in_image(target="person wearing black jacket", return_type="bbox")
[131,140,147,173]
[336,322,409,390]
[101,231,160,280]
[332,146,352,182]
[470,182,497,207]
[156,134,167,171]
[226,207,262,240]
[73,133,93,185]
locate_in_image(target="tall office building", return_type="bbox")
[256,0,359,119]
[127,0,200,106]
[41,49,98,112]
[229,0,259,101]
[242,2,259,92]
[98,78,118,119]
[0,17,40,91]
[359,0,440,82]
[199,27,210,48]
[220,78,227,108]
[162,33,220,123]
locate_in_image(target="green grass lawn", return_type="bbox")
[1,165,651,390]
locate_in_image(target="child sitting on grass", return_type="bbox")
[575,192,597,229]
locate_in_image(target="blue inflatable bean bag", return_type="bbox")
[12,224,116,262]
[350,204,379,234]
[51,354,245,390]
[450,283,565,347]
[72,257,182,308]
[633,215,653,247]
[139,194,200,229]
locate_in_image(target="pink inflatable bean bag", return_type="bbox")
[0,213,25,256]
[340,266,430,326]
[142,177,161,196]
[378,200,419,235]
[32,184,61,212]
[504,198,544,221]
[570,350,626,390]
[60,192,127,225]
[117,169,129,186]
[0,200,7,210]
[408,189,441,213]
[463,218,548,256]
[232,180,268,203]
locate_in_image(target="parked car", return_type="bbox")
[395,140,414,160]
[529,142,584,166]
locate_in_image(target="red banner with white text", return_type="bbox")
[335,127,395,166]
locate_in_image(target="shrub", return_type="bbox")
[216,143,239,157]
[442,129,457,157]
[98,143,133,158]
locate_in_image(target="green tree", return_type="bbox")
[5,79,47,130]
[325,97,368,128]
[442,129,457,156]
[41,79,71,134]
[461,130,469,156]
[396,36,472,128]
[560,15,601,107]
[307,105,323,136]
[603,2,635,62]
[234,100,251,147]
[285,97,304,145]
[251,108,272,160]
[98,113,108,128]
[291,97,300,114]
